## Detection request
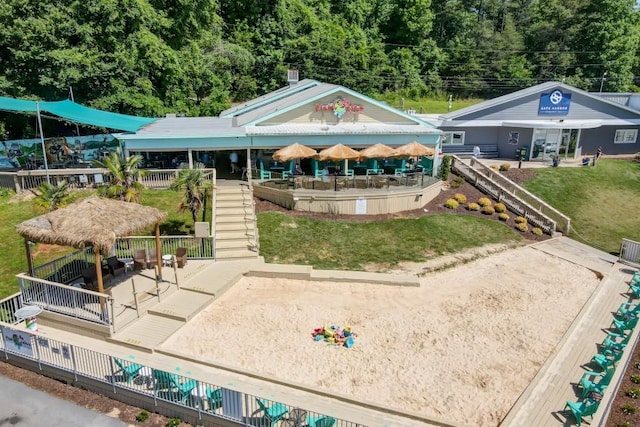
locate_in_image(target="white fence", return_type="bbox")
[0,324,362,427]
[620,238,640,267]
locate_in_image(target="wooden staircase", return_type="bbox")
[214,183,260,260]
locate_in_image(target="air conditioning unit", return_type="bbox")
[287,69,299,85]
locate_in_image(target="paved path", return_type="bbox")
[0,374,127,427]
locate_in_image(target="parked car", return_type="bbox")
[534,139,558,154]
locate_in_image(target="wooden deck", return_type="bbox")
[503,238,637,426]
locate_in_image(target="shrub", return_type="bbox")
[477,197,492,207]
[532,227,543,236]
[621,404,637,415]
[136,410,149,422]
[627,387,640,399]
[445,199,459,209]
[617,422,633,427]
[514,216,527,224]
[634,152,640,162]
[453,193,467,204]
[166,418,182,427]
[482,206,495,215]
[466,202,481,211]
[490,165,499,171]
[498,213,509,221]
[515,222,529,232]
[499,163,511,171]
[440,155,452,181]
[632,374,640,384]
[450,176,465,188]
[494,203,507,213]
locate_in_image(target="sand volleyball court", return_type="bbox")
[161,246,599,425]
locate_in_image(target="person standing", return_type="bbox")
[229,151,239,173]
[593,146,603,166]
[473,145,481,159]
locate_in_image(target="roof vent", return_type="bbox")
[165,113,176,118]
[287,69,299,86]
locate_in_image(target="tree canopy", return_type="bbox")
[0,0,639,139]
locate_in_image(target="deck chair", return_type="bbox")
[174,247,188,268]
[564,398,599,427]
[133,249,147,270]
[629,282,640,299]
[611,315,638,333]
[602,330,632,353]
[169,374,198,403]
[306,415,337,427]
[148,247,159,269]
[255,398,288,427]
[578,367,615,400]
[615,302,640,319]
[152,370,174,399]
[114,358,143,383]
[106,256,126,277]
[591,349,623,371]
[206,387,223,412]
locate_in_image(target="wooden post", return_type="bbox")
[95,250,105,311]
[24,239,35,277]
[131,278,140,318]
[173,257,179,290]
[155,223,162,281]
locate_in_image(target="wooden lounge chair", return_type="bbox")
[133,249,147,270]
[174,247,187,268]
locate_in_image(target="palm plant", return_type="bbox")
[34,180,69,212]
[92,150,147,203]
[170,162,212,224]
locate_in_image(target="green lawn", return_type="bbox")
[522,159,640,254]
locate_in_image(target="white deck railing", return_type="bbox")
[620,238,640,267]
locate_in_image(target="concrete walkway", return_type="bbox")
[0,374,127,427]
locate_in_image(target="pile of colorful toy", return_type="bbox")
[312,325,356,348]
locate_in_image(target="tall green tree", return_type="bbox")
[92,151,147,203]
[170,163,212,224]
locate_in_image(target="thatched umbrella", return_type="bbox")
[16,196,167,299]
[317,144,361,161]
[358,143,399,159]
[272,142,317,162]
[395,141,435,157]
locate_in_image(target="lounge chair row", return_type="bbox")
[133,247,187,270]
[565,273,640,426]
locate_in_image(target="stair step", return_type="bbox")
[216,231,256,240]
[216,200,251,208]
[215,249,260,259]
[216,239,256,250]
[216,207,254,216]
[107,315,185,352]
[147,290,215,322]
[215,222,255,232]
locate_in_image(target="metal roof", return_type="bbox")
[246,123,441,135]
[124,116,244,139]
[442,81,640,120]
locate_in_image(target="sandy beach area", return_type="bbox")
[161,246,600,425]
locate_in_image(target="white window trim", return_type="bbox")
[441,131,465,145]
[614,129,638,144]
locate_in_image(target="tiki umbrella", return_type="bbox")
[395,141,435,157]
[16,196,167,302]
[317,144,360,191]
[272,142,318,162]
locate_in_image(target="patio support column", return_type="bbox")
[24,239,35,277]
[188,149,193,169]
[95,250,106,312]
[155,223,162,281]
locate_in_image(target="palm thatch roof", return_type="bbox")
[16,196,167,253]
[358,143,399,159]
[395,141,435,157]
[317,144,361,161]
[272,142,318,162]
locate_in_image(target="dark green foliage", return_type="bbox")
[135,410,149,422]
[440,155,452,181]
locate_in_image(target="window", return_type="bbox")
[441,131,465,145]
[614,129,638,144]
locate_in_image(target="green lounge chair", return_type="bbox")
[169,374,198,404]
[615,302,640,319]
[306,415,337,427]
[255,398,288,427]
[602,331,631,353]
[578,367,614,400]
[564,398,599,427]
[114,358,143,383]
[629,283,640,299]
[206,387,223,412]
[592,349,623,371]
[611,315,638,333]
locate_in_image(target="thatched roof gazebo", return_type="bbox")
[16,196,167,296]
[272,142,318,162]
[358,143,399,160]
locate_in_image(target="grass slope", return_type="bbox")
[522,159,640,254]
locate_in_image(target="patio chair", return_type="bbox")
[133,249,147,270]
[611,315,638,333]
[148,247,160,269]
[206,387,223,412]
[114,358,143,384]
[614,302,640,319]
[601,330,631,353]
[306,415,337,427]
[578,367,614,400]
[152,369,174,399]
[106,256,126,277]
[564,398,599,427]
[174,247,188,268]
[255,398,288,427]
[591,349,623,371]
[169,374,198,404]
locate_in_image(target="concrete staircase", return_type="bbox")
[214,183,260,260]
